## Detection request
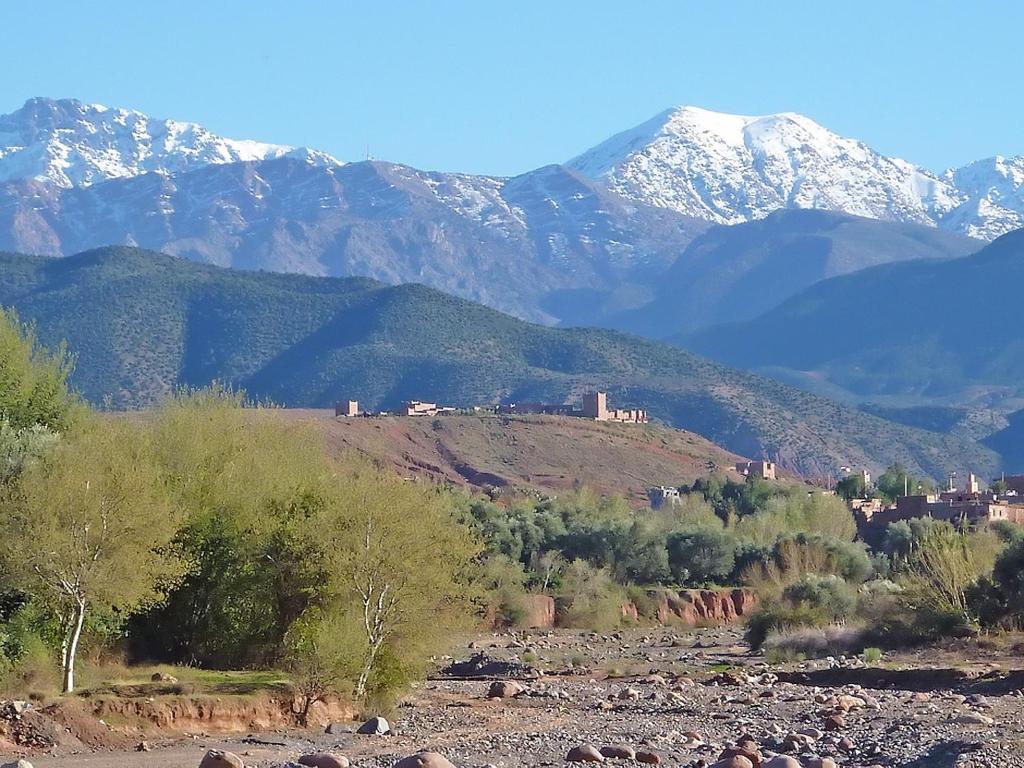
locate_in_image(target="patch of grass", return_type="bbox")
[74,662,291,699]
[863,647,883,663]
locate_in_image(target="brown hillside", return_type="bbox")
[279,410,746,504]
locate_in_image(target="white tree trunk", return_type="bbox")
[62,597,86,694]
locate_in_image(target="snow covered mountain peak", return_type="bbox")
[568,105,957,227]
[0,97,341,187]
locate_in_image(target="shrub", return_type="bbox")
[863,647,883,663]
[557,560,626,630]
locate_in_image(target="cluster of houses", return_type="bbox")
[334,391,648,423]
[851,471,1024,529]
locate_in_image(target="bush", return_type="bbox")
[762,624,868,658]
[746,574,857,651]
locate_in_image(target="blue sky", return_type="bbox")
[4,1,1020,176]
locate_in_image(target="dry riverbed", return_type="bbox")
[5,626,1024,768]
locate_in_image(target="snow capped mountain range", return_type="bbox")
[0,98,1021,241]
[0,97,340,188]
[568,105,1023,240]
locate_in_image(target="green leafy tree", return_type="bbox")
[0,418,182,692]
[876,463,932,502]
[0,308,76,432]
[835,474,868,501]
[307,466,479,699]
[130,388,330,667]
[666,526,736,585]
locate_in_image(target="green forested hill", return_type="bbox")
[0,247,1000,480]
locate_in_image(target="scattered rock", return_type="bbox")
[199,750,244,768]
[357,716,391,735]
[136,741,151,752]
[1,760,34,768]
[567,744,605,762]
[325,722,346,735]
[151,672,178,683]
[762,758,800,768]
[636,750,661,764]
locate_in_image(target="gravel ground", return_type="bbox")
[15,627,1024,768]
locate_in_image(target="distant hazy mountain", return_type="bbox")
[568,106,1024,240]
[684,229,1024,404]
[0,246,998,481]
[612,209,980,337]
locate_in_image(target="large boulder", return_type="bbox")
[393,752,457,768]
[199,751,244,768]
[357,716,391,735]
[762,758,800,768]
[298,754,350,768]
[1,760,34,768]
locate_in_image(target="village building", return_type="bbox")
[402,400,457,417]
[735,460,777,481]
[648,486,681,509]
[581,392,648,424]
[334,399,360,417]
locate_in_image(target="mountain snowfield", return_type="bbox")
[568,105,1023,240]
[0,97,340,187]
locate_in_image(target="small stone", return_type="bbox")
[762,758,800,768]
[567,745,605,763]
[151,671,178,683]
[199,750,244,768]
[635,751,660,764]
[298,754,350,768]
[136,741,151,752]
[487,680,525,698]
[804,760,837,768]
[824,713,845,731]
[955,711,995,725]
[599,746,635,760]
[709,758,753,768]
[357,715,391,735]
[719,746,760,768]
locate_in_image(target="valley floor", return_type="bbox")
[8,627,1024,768]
